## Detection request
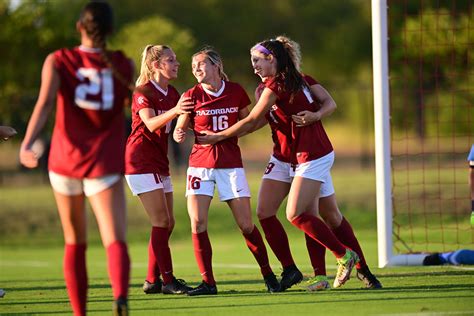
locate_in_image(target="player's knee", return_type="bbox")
[239,222,255,234]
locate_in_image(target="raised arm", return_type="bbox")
[140,95,193,132]
[198,87,276,144]
[291,83,337,127]
[20,53,60,168]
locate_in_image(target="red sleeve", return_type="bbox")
[236,83,251,110]
[132,91,151,115]
[303,74,319,86]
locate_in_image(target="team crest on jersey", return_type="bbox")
[137,96,145,105]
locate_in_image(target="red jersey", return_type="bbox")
[49,46,133,178]
[125,81,179,176]
[264,75,333,164]
[185,81,250,168]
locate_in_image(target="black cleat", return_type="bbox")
[280,265,303,291]
[187,281,218,296]
[113,297,128,316]
[162,277,193,294]
[422,253,442,266]
[356,266,382,289]
[143,279,162,294]
[263,272,281,293]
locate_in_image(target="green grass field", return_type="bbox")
[1,168,474,315]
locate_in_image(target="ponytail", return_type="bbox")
[136,45,171,86]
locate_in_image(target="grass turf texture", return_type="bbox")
[1,236,474,315]
[1,168,473,314]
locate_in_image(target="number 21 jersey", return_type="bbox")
[49,46,133,178]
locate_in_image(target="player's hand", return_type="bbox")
[175,95,194,115]
[197,130,222,145]
[0,126,17,141]
[173,127,186,143]
[19,146,39,168]
[292,110,321,127]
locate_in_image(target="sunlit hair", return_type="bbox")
[251,36,304,96]
[136,45,171,86]
[192,46,229,81]
[79,1,133,90]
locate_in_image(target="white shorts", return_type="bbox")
[49,171,121,197]
[186,167,251,201]
[262,154,335,198]
[125,173,173,196]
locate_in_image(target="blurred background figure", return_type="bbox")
[423,249,474,266]
[18,1,134,315]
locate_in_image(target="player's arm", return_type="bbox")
[20,53,59,168]
[198,87,276,144]
[291,84,337,127]
[173,112,191,143]
[140,94,193,132]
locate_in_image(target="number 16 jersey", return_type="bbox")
[184,81,250,169]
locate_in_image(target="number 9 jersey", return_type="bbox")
[49,46,134,178]
[184,81,250,169]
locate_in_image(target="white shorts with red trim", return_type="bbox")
[125,173,173,196]
[262,153,335,198]
[186,167,251,201]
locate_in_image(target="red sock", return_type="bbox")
[192,231,215,285]
[259,216,295,268]
[146,237,160,283]
[304,233,326,276]
[291,213,346,258]
[150,226,174,284]
[64,244,87,316]
[243,225,273,276]
[106,241,130,300]
[332,217,367,269]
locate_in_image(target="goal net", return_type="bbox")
[372,0,473,267]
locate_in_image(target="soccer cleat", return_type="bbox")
[0,289,5,298]
[112,297,128,316]
[333,249,359,288]
[263,272,281,293]
[187,281,218,296]
[306,275,331,291]
[422,253,442,266]
[356,266,383,289]
[143,279,162,294]
[162,277,193,294]
[280,265,303,291]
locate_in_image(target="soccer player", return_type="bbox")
[19,2,133,315]
[124,44,194,295]
[469,144,474,225]
[198,37,360,289]
[0,125,16,299]
[253,36,381,291]
[173,47,280,296]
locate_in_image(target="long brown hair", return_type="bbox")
[79,1,134,90]
[252,37,304,97]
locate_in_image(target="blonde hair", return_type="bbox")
[192,46,229,81]
[275,35,302,71]
[136,45,171,86]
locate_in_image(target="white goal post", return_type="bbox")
[371,0,426,267]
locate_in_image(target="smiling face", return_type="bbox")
[250,50,276,80]
[191,53,218,84]
[156,48,179,80]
